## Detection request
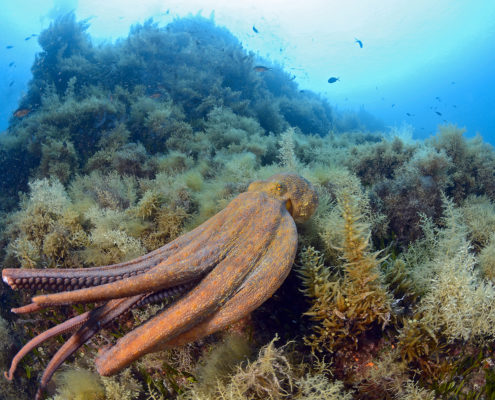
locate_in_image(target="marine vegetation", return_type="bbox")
[1,11,495,400]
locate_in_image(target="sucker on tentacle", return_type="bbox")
[1,216,213,292]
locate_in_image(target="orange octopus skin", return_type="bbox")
[1,172,318,399]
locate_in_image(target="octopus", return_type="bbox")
[2,172,318,399]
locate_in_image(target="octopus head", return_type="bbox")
[248,172,318,223]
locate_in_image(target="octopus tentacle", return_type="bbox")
[12,302,44,314]
[1,211,217,292]
[95,194,284,375]
[163,211,297,348]
[29,193,268,307]
[6,281,197,383]
[5,310,93,381]
[3,265,149,292]
[34,295,144,400]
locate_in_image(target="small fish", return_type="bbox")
[435,96,441,102]
[254,65,271,72]
[391,104,396,107]
[149,93,162,99]
[452,105,457,108]
[13,108,31,118]
[327,77,339,84]
[8,62,14,67]
[252,26,258,33]
[435,111,442,116]
[406,112,414,117]
[94,111,107,129]
[6,45,13,49]
[24,36,32,41]
[451,81,455,85]
[9,81,14,87]
[355,38,363,48]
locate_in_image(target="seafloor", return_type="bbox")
[0,13,494,400]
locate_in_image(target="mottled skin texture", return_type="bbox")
[2,173,318,399]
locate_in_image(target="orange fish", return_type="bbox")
[13,108,31,118]
[253,66,272,72]
[149,93,162,99]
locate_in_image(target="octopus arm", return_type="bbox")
[1,221,208,292]
[4,309,94,380]
[34,296,144,400]
[6,282,195,387]
[164,211,297,348]
[95,195,287,376]
[27,193,264,307]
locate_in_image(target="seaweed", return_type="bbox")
[298,191,390,356]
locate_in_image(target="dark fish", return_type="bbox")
[391,104,395,107]
[435,96,441,101]
[13,108,31,118]
[451,81,455,84]
[9,81,14,87]
[406,112,414,116]
[24,36,31,41]
[31,34,38,37]
[252,26,258,33]
[355,38,363,48]
[8,62,14,67]
[435,111,442,116]
[94,111,107,129]
[254,65,271,72]
[452,105,457,108]
[327,77,339,83]
[6,45,13,49]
